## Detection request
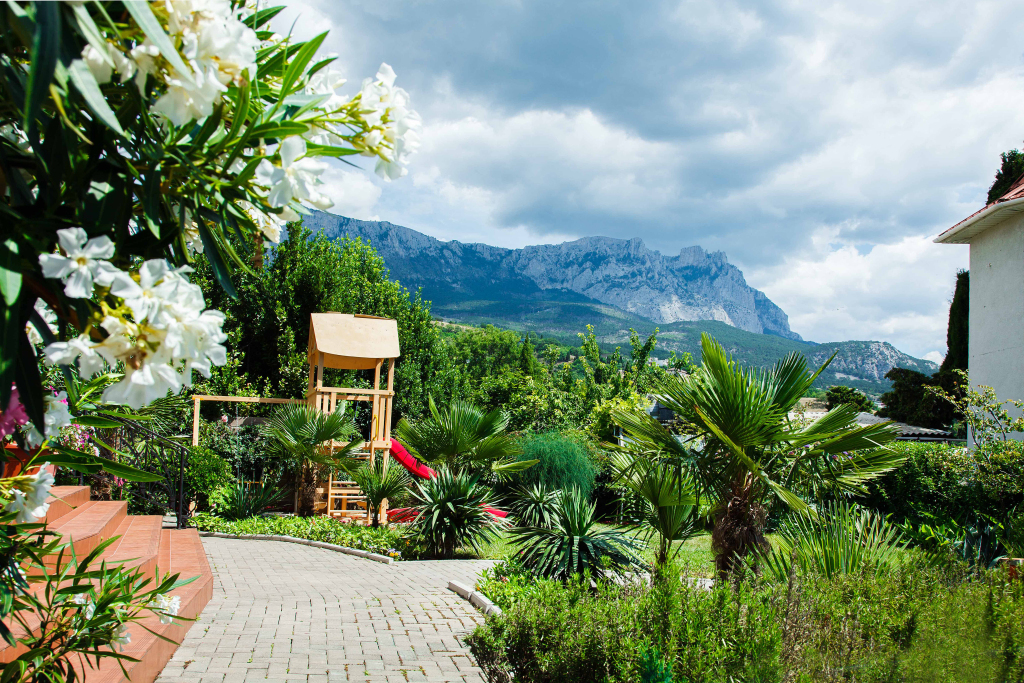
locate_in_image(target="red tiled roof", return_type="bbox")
[935,171,1024,244]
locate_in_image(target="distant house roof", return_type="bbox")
[935,173,1024,244]
[854,412,951,438]
[784,410,953,439]
[307,313,400,370]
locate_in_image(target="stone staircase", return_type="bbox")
[0,485,213,683]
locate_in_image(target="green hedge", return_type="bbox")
[468,563,1024,683]
[858,441,1024,524]
[190,513,416,559]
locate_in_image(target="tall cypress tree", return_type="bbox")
[941,270,969,373]
[987,148,1024,204]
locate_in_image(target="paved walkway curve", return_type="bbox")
[156,537,495,683]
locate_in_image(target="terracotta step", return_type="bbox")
[46,501,127,566]
[98,516,164,581]
[43,486,90,525]
[85,529,213,683]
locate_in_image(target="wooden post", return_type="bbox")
[191,396,201,447]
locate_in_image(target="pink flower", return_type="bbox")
[0,386,30,439]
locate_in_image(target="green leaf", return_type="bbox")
[50,445,165,482]
[197,220,238,299]
[278,32,328,99]
[72,415,121,428]
[249,120,309,141]
[23,1,60,144]
[14,328,44,430]
[69,4,114,68]
[0,240,20,306]
[124,1,194,85]
[250,5,286,28]
[67,59,125,136]
[304,142,360,158]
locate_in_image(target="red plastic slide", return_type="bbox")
[389,439,437,479]
[385,439,508,521]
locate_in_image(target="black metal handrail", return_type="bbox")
[99,419,192,529]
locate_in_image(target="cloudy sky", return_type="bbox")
[274,0,1024,362]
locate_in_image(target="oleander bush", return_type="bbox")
[189,513,416,559]
[467,560,1024,683]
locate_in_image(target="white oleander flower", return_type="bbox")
[22,392,73,448]
[151,64,226,127]
[237,201,288,243]
[26,299,57,348]
[81,42,135,85]
[131,41,162,94]
[44,335,106,378]
[255,137,333,211]
[358,64,421,180]
[5,464,54,522]
[149,593,181,624]
[111,624,131,651]
[38,228,120,299]
[73,592,96,620]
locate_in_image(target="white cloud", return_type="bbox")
[747,231,968,358]
[317,165,383,221]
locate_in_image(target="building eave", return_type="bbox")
[934,197,1024,244]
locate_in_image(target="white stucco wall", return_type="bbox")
[969,211,1024,439]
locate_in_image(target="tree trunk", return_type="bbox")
[710,475,768,578]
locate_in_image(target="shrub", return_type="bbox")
[468,560,1024,683]
[859,441,1024,526]
[184,446,232,512]
[190,513,414,559]
[509,487,643,580]
[508,483,561,528]
[409,468,507,558]
[514,431,599,498]
[351,454,411,527]
[211,482,285,521]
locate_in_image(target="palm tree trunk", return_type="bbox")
[711,475,768,578]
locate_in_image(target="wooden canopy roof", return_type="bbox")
[307,313,400,370]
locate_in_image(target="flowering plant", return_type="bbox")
[0,0,419,674]
[0,0,419,426]
[0,512,192,682]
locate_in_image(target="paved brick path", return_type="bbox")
[156,537,495,683]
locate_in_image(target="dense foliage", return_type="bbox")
[987,148,1024,204]
[190,512,412,559]
[941,269,969,373]
[514,431,599,498]
[824,385,875,412]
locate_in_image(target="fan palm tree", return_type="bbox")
[264,403,363,516]
[609,450,698,571]
[395,397,535,478]
[613,333,903,576]
[351,453,412,527]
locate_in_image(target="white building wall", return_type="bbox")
[969,212,1024,439]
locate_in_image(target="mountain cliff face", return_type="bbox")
[302,212,802,340]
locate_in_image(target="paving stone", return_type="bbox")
[155,537,493,683]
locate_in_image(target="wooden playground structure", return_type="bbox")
[191,312,400,522]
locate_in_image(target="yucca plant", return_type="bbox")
[216,482,285,521]
[509,483,562,529]
[264,403,363,516]
[610,450,698,570]
[395,397,535,478]
[755,501,910,581]
[614,333,902,575]
[409,468,507,558]
[509,487,644,580]
[352,455,412,528]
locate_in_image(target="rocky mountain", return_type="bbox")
[300,211,939,395]
[303,212,802,340]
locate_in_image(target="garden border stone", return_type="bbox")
[448,579,502,616]
[196,532,394,564]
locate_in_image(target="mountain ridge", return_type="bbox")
[303,212,801,340]
[300,211,938,395]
